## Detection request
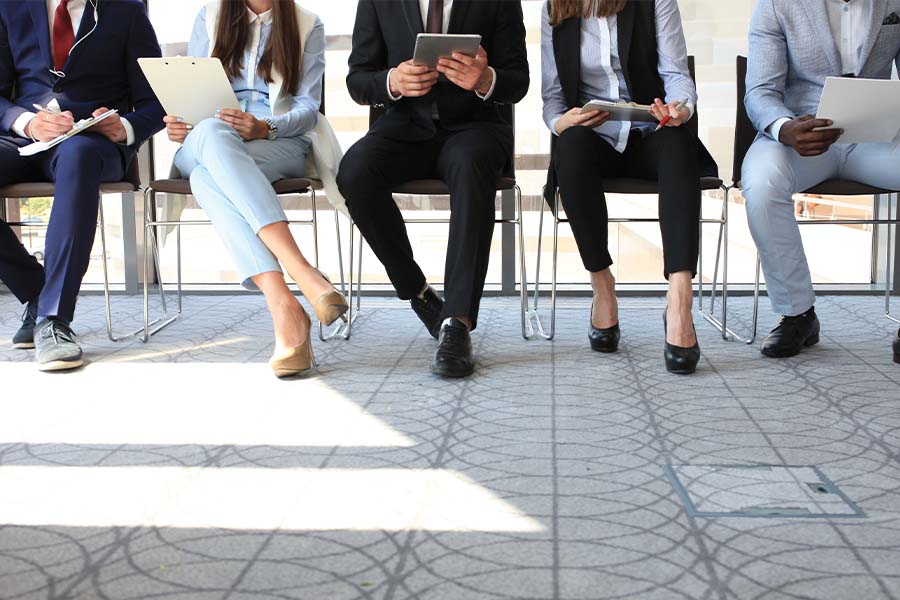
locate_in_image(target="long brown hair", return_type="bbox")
[212,1,302,95]
[548,0,628,27]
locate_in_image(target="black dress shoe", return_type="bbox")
[663,308,700,375]
[410,286,444,340]
[893,328,900,365]
[761,307,820,358]
[11,299,39,349]
[431,318,475,378]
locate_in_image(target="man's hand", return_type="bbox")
[163,115,192,144]
[554,107,611,135]
[389,60,439,98]
[24,110,75,143]
[649,98,690,128]
[779,115,843,157]
[217,109,269,141]
[91,107,128,143]
[437,46,491,94]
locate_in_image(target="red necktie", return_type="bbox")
[426,0,444,33]
[53,0,75,71]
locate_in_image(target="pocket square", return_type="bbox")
[884,12,900,25]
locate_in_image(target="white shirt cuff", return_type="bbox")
[685,101,695,120]
[475,67,497,101]
[386,69,402,101]
[12,111,37,139]
[120,117,136,146]
[550,116,562,136]
[768,117,792,143]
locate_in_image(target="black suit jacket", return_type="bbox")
[347,0,529,141]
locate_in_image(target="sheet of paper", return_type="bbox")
[816,77,900,144]
[18,109,118,157]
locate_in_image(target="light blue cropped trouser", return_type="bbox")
[173,118,310,289]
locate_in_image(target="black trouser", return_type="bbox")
[553,126,701,279]
[337,124,510,331]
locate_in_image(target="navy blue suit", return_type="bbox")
[0,0,164,322]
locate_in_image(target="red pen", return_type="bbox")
[655,98,689,131]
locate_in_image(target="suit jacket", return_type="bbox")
[746,0,900,134]
[0,0,164,152]
[346,0,529,141]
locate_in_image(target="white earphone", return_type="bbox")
[49,0,100,79]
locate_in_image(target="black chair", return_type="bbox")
[0,157,144,342]
[528,56,728,341]
[729,56,900,344]
[343,103,527,339]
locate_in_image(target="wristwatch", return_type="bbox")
[263,117,277,140]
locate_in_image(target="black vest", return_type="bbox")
[544,2,717,204]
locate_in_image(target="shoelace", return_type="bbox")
[41,321,76,345]
[439,324,468,348]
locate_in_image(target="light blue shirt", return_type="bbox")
[188,6,325,140]
[541,0,697,153]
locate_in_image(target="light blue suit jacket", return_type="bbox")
[746,0,900,134]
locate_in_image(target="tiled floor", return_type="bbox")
[1,292,899,600]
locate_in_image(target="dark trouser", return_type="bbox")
[553,126,701,279]
[337,124,510,330]
[0,133,125,323]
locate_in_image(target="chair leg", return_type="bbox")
[524,190,553,340]
[321,207,356,341]
[884,194,900,325]
[140,188,180,343]
[98,194,147,343]
[516,186,528,340]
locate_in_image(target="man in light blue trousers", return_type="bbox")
[743,0,900,362]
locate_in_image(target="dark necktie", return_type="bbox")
[426,0,444,34]
[53,0,75,71]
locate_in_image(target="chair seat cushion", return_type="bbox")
[601,176,724,195]
[0,180,138,198]
[149,177,319,195]
[803,179,898,196]
[392,177,517,195]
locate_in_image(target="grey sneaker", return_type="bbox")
[34,319,84,372]
[12,299,39,349]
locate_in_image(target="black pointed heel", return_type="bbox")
[589,301,620,353]
[663,307,700,375]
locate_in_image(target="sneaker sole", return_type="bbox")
[12,341,35,349]
[38,358,84,372]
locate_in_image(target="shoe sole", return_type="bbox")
[12,342,35,349]
[37,358,84,372]
[590,343,619,353]
[431,366,474,378]
[667,366,697,375]
[761,333,820,358]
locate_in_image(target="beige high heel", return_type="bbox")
[311,269,349,326]
[269,331,317,378]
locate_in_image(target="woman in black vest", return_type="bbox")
[541,0,717,374]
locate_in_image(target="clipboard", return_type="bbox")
[581,100,657,123]
[138,57,241,126]
[413,34,482,69]
[18,109,119,157]
[815,77,900,144]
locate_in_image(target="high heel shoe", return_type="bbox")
[588,301,620,353]
[311,269,349,327]
[269,331,317,378]
[663,306,700,375]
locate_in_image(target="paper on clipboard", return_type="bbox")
[815,77,900,144]
[18,109,119,157]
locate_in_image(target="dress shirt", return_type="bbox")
[386,0,497,104]
[769,0,870,142]
[541,0,696,153]
[13,0,135,145]
[188,6,325,140]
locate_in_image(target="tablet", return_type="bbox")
[413,34,482,69]
[138,57,241,126]
[581,100,657,123]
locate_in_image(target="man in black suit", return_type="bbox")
[337,0,528,378]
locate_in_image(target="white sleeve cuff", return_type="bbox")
[550,116,562,136]
[120,117,136,146]
[686,101,695,120]
[768,117,792,143]
[12,111,37,139]
[475,67,497,101]
[386,69,402,101]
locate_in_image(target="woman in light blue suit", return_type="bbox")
[164,0,347,378]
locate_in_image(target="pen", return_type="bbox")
[655,98,689,131]
[33,103,61,115]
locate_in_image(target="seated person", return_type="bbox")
[541,0,717,374]
[164,0,347,378]
[743,0,900,362]
[0,0,165,371]
[336,0,529,378]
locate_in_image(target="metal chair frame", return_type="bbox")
[727,56,900,345]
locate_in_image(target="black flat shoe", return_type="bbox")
[410,285,444,340]
[761,307,820,358]
[663,307,700,375]
[431,318,475,378]
[893,328,899,365]
[589,323,620,353]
